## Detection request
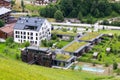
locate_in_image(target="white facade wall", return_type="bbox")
[14,19,51,46]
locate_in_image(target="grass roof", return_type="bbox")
[64,41,87,52]
[51,30,77,36]
[55,54,71,61]
[80,32,101,41]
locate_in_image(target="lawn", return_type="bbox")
[52,30,77,36]
[41,39,70,49]
[80,32,101,41]
[0,42,24,60]
[55,54,71,61]
[0,56,115,80]
[64,41,87,52]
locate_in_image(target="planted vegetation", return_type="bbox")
[64,41,87,52]
[52,30,77,36]
[55,54,71,61]
[80,32,101,41]
[78,35,120,65]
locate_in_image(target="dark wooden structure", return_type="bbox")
[21,46,75,68]
[21,47,53,67]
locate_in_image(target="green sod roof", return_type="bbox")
[55,54,71,61]
[80,32,101,41]
[51,30,77,36]
[64,41,87,52]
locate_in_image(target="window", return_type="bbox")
[35,41,37,44]
[24,32,26,35]
[21,36,22,38]
[28,37,29,39]
[24,36,26,39]
[36,33,38,36]
[31,33,33,36]
[16,35,18,38]
[15,31,18,34]
[31,37,33,40]
[21,32,22,34]
[36,37,38,40]
[28,32,29,35]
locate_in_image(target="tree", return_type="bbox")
[52,33,57,40]
[77,12,83,20]
[6,37,14,45]
[24,41,30,47]
[116,68,120,75]
[11,0,15,8]
[113,62,118,70]
[0,20,5,27]
[21,0,25,12]
[54,10,64,22]
[73,27,77,33]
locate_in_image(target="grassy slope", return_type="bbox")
[0,56,111,80]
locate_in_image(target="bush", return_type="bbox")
[105,62,109,67]
[0,19,5,27]
[24,41,30,47]
[115,68,120,75]
[54,10,64,22]
[15,53,20,60]
[52,34,57,40]
[113,62,118,70]
[62,28,67,32]
[6,37,14,45]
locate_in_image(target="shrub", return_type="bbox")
[113,62,118,70]
[6,37,14,45]
[115,68,120,75]
[24,41,30,47]
[105,62,109,67]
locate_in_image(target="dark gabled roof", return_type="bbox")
[14,17,45,31]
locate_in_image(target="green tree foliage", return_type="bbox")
[40,4,57,18]
[73,27,77,33]
[21,0,25,12]
[77,12,83,20]
[113,62,118,70]
[52,33,57,40]
[40,0,120,19]
[24,41,30,47]
[6,37,14,46]
[11,0,15,7]
[54,10,64,21]
[0,20,5,27]
[116,68,120,75]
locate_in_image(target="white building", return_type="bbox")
[14,17,51,46]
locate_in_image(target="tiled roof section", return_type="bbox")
[14,17,45,31]
[0,7,11,15]
[0,23,15,33]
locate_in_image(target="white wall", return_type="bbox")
[14,19,51,46]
